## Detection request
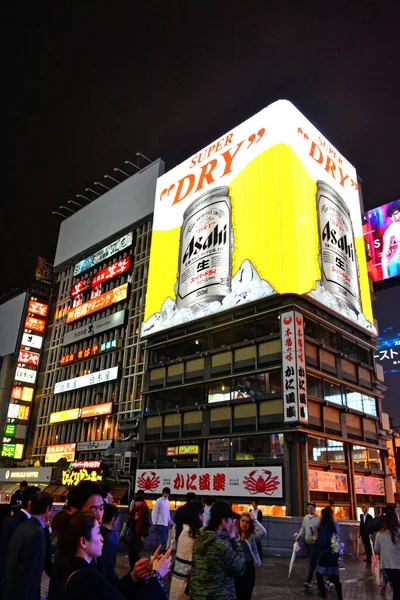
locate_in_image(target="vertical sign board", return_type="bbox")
[281,310,308,423]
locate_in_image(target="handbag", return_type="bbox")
[119,521,133,544]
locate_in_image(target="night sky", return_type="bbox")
[4,2,399,296]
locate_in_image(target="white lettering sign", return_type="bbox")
[62,310,126,346]
[21,333,43,350]
[0,467,52,482]
[15,367,37,385]
[74,232,133,276]
[54,366,118,394]
[76,440,113,452]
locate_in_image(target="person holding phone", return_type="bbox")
[191,502,245,600]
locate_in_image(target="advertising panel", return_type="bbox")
[0,467,52,482]
[71,256,131,297]
[21,332,43,350]
[61,466,103,486]
[72,460,101,469]
[66,283,128,324]
[363,200,400,282]
[62,309,126,346]
[60,338,121,366]
[49,408,80,424]
[53,366,118,394]
[143,100,374,337]
[11,386,33,402]
[80,402,113,418]
[35,257,53,284]
[1,444,24,459]
[308,469,348,493]
[27,300,48,317]
[24,316,45,333]
[18,349,40,367]
[74,232,133,276]
[45,443,76,463]
[14,367,37,385]
[135,466,283,497]
[76,440,113,452]
[281,311,308,424]
[354,475,385,495]
[4,424,16,437]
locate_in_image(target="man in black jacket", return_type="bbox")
[3,492,53,600]
[9,480,28,507]
[359,503,373,563]
[0,485,40,591]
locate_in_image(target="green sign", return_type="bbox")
[4,424,16,438]
[1,443,24,459]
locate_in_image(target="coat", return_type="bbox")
[169,524,194,600]
[238,520,267,567]
[360,513,372,537]
[316,525,339,569]
[2,516,46,600]
[0,508,29,585]
[191,529,245,600]
[100,526,119,586]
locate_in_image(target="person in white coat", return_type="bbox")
[235,511,266,600]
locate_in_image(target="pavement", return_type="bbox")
[116,551,388,599]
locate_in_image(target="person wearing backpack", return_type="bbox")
[315,507,342,600]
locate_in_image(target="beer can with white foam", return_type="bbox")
[176,186,232,308]
[317,180,362,315]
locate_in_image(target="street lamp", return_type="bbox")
[85,187,100,197]
[60,205,75,213]
[76,194,91,202]
[104,174,120,184]
[114,167,129,177]
[124,160,140,170]
[136,152,151,163]
[94,181,110,191]
[52,211,67,218]
[68,200,83,208]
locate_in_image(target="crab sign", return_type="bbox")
[243,469,280,495]
[136,471,160,492]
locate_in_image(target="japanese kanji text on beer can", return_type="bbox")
[176,186,232,308]
[317,180,362,315]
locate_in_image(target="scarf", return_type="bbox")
[129,501,149,537]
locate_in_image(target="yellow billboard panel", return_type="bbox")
[49,408,80,424]
[143,100,374,336]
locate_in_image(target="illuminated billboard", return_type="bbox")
[11,386,33,402]
[66,283,128,324]
[74,232,133,276]
[45,443,76,463]
[62,309,126,346]
[54,366,118,394]
[18,349,40,367]
[14,367,37,385]
[21,332,43,350]
[60,338,121,365]
[25,316,46,333]
[142,100,374,337]
[71,256,131,297]
[49,408,80,424]
[27,300,48,317]
[80,402,113,418]
[1,443,24,459]
[363,200,400,283]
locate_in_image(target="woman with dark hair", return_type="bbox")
[315,507,342,600]
[100,503,120,586]
[374,511,400,600]
[50,510,171,600]
[169,501,204,600]
[191,501,245,600]
[127,491,150,568]
[235,511,266,600]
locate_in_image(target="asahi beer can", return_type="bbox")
[317,180,362,314]
[176,186,232,308]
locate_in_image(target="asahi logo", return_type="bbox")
[321,221,355,262]
[182,223,228,265]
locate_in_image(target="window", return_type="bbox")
[352,445,382,470]
[320,326,338,349]
[362,394,377,417]
[308,437,344,464]
[323,381,342,406]
[208,381,231,403]
[345,389,376,416]
[308,437,326,462]
[230,435,281,461]
[232,376,257,399]
[258,371,281,394]
[304,319,319,340]
[256,315,280,337]
[207,438,229,461]
[142,445,158,463]
[307,375,322,398]
[325,440,345,465]
[161,441,199,464]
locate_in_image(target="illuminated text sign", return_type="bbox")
[49,408,80,424]
[54,366,118,394]
[72,460,102,469]
[18,349,40,367]
[11,386,33,402]
[21,332,43,350]
[60,338,121,365]
[7,404,30,421]
[4,424,16,437]
[80,402,113,418]
[74,232,133,276]
[45,443,76,463]
[1,444,24,459]
[25,316,45,333]
[62,467,103,486]
[71,256,131,297]
[28,300,48,317]
[14,367,37,385]
[66,283,128,324]
[62,309,125,346]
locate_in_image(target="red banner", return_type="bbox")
[28,300,48,317]
[18,349,40,367]
[71,257,131,298]
[25,316,46,333]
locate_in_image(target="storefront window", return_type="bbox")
[232,502,286,517]
[323,381,343,406]
[308,437,326,462]
[352,446,369,469]
[208,381,231,403]
[308,437,345,464]
[207,438,229,462]
[325,440,346,465]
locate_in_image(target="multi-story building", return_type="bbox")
[29,160,164,500]
[135,101,394,519]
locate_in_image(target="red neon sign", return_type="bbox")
[18,350,40,367]
[28,300,48,317]
[25,316,45,333]
[66,283,128,324]
[71,256,131,298]
[80,402,113,418]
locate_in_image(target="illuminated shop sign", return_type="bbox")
[62,466,103,486]
[355,475,385,495]
[74,232,133,276]
[28,300,48,317]
[25,316,46,333]
[14,367,37,385]
[77,439,113,452]
[1,444,24,459]
[54,366,118,394]
[11,386,33,402]
[72,460,102,469]
[21,332,43,350]
[363,200,400,283]
[62,309,126,346]
[60,338,121,365]
[166,445,199,456]
[7,404,30,421]
[80,402,113,418]
[49,402,113,423]
[35,257,53,285]
[66,283,128,324]
[49,408,80,424]
[45,443,76,463]
[281,311,308,424]
[135,466,283,497]
[308,469,348,493]
[71,256,131,297]
[18,349,40,367]
[143,100,374,337]
[4,424,16,437]
[0,467,52,482]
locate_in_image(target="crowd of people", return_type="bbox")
[0,480,399,600]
